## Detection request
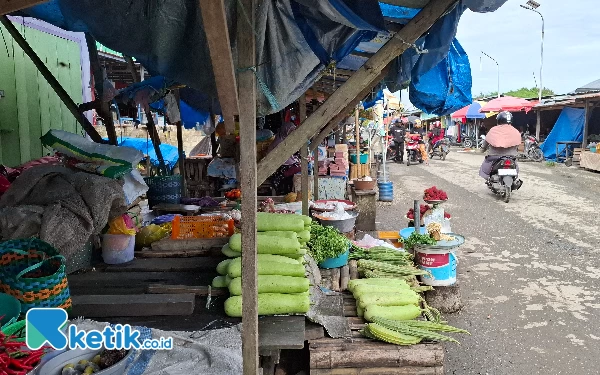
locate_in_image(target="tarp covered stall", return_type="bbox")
[15,0,508,119]
[540,107,585,160]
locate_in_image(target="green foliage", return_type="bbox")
[545,161,556,167]
[476,87,555,99]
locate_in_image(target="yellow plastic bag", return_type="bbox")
[135,224,170,247]
[108,215,137,235]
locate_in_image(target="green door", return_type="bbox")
[0,21,84,167]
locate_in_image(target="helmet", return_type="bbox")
[497,111,513,125]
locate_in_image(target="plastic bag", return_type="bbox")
[135,224,170,247]
[108,214,137,235]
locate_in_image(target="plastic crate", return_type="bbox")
[171,215,234,239]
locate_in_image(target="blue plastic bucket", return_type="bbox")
[378,181,393,202]
[414,248,457,286]
[319,249,349,269]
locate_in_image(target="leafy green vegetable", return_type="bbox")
[307,223,349,264]
[399,232,436,250]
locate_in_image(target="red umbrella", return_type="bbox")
[479,96,534,113]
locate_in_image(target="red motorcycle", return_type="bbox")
[405,135,423,166]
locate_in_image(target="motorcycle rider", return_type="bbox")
[388,119,406,163]
[479,111,523,189]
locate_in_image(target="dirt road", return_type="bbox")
[376,151,600,374]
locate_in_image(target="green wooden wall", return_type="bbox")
[0,22,83,167]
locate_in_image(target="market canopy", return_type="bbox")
[11,0,508,117]
[479,96,535,113]
[451,101,485,119]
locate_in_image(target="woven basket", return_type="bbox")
[0,238,72,313]
[144,175,182,208]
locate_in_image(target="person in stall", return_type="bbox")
[267,122,302,195]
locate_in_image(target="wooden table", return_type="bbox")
[580,151,600,171]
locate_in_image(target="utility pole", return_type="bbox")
[481,51,500,98]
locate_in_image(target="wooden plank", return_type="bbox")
[0,17,104,143]
[258,316,305,351]
[309,338,442,353]
[311,347,443,369]
[379,0,429,9]
[309,367,444,375]
[71,294,195,317]
[340,265,350,291]
[237,0,259,373]
[146,284,228,296]
[583,99,591,146]
[305,321,326,341]
[103,257,221,272]
[0,0,49,15]
[349,260,359,280]
[199,0,239,134]
[257,0,458,185]
[151,236,229,251]
[135,249,214,258]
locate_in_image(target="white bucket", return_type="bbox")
[414,248,457,286]
[101,234,135,264]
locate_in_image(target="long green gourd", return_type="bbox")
[228,275,309,295]
[363,304,422,322]
[258,231,298,239]
[257,212,305,232]
[216,259,232,275]
[224,293,310,317]
[351,284,411,297]
[357,292,420,309]
[227,258,306,278]
[221,244,239,258]
[347,278,409,292]
[212,275,228,288]
[229,233,301,254]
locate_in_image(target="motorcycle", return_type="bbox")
[520,132,544,162]
[486,156,523,203]
[428,138,450,160]
[405,135,424,166]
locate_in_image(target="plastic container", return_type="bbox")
[101,234,135,264]
[319,249,350,269]
[313,211,358,233]
[399,226,428,239]
[350,153,368,164]
[414,248,457,286]
[0,293,21,328]
[36,348,135,375]
[378,181,394,202]
[171,215,234,239]
[591,146,597,153]
[353,179,376,190]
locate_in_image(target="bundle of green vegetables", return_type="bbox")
[307,222,349,264]
[211,213,312,317]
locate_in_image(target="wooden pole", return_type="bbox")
[173,90,186,196]
[237,0,258,373]
[0,0,49,16]
[313,149,319,201]
[199,0,239,135]
[122,55,167,173]
[583,100,591,148]
[257,0,459,185]
[299,94,309,215]
[0,16,104,143]
[355,106,360,169]
[85,34,117,145]
[535,110,541,140]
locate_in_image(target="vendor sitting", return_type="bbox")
[267,122,301,195]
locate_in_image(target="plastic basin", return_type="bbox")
[36,348,135,375]
[350,154,368,164]
[101,234,135,264]
[313,211,358,233]
[0,293,21,328]
[319,249,350,269]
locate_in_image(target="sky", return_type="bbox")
[400,0,600,109]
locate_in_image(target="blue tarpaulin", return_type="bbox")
[15,0,508,118]
[115,138,180,170]
[540,107,585,160]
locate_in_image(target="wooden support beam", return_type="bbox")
[535,110,541,140]
[79,100,101,113]
[237,0,258,374]
[199,0,239,135]
[257,0,458,185]
[0,16,104,143]
[0,0,49,16]
[299,94,309,215]
[379,0,430,8]
[583,99,591,147]
[85,34,117,145]
[173,89,186,196]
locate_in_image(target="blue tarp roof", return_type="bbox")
[15,0,508,118]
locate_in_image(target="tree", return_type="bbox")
[476,87,555,99]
